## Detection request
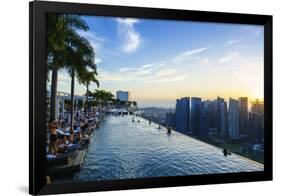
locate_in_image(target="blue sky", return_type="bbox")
[55,15,264,107]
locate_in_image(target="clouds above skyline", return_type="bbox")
[173,46,210,63]
[53,16,264,105]
[97,46,212,84]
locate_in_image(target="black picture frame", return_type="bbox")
[29,1,273,195]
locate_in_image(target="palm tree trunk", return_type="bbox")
[85,82,89,116]
[70,69,75,133]
[49,66,58,122]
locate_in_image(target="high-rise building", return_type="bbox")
[166,112,176,128]
[175,97,190,133]
[248,99,264,143]
[219,101,228,138]
[202,100,216,128]
[248,113,264,143]
[239,97,248,137]
[228,98,240,139]
[191,97,202,136]
[198,100,216,139]
[116,90,131,102]
[199,112,210,138]
[215,97,227,138]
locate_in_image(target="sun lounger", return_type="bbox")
[67,143,79,151]
[56,129,70,136]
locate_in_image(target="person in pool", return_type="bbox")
[49,120,59,155]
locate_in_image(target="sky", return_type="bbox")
[54,15,264,108]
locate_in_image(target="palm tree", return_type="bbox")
[81,70,100,115]
[47,13,89,122]
[64,35,96,132]
[93,89,114,106]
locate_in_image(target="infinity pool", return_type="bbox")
[74,115,263,181]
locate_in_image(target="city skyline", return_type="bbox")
[51,15,264,106]
[165,95,264,142]
[136,96,263,109]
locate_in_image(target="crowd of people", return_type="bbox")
[47,106,106,155]
[48,119,83,155]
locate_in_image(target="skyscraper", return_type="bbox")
[116,90,131,102]
[191,97,202,136]
[199,111,210,138]
[215,97,227,138]
[248,99,264,143]
[198,100,216,139]
[202,100,216,128]
[228,98,240,139]
[175,97,190,134]
[219,101,228,139]
[239,97,248,137]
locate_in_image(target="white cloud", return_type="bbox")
[119,63,162,75]
[173,47,210,62]
[225,39,241,46]
[99,47,210,83]
[141,63,155,69]
[116,18,141,54]
[55,44,209,87]
[147,75,188,83]
[119,67,134,73]
[155,68,177,77]
[98,46,210,83]
[116,18,139,26]
[218,51,239,64]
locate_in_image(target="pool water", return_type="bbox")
[74,115,263,181]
